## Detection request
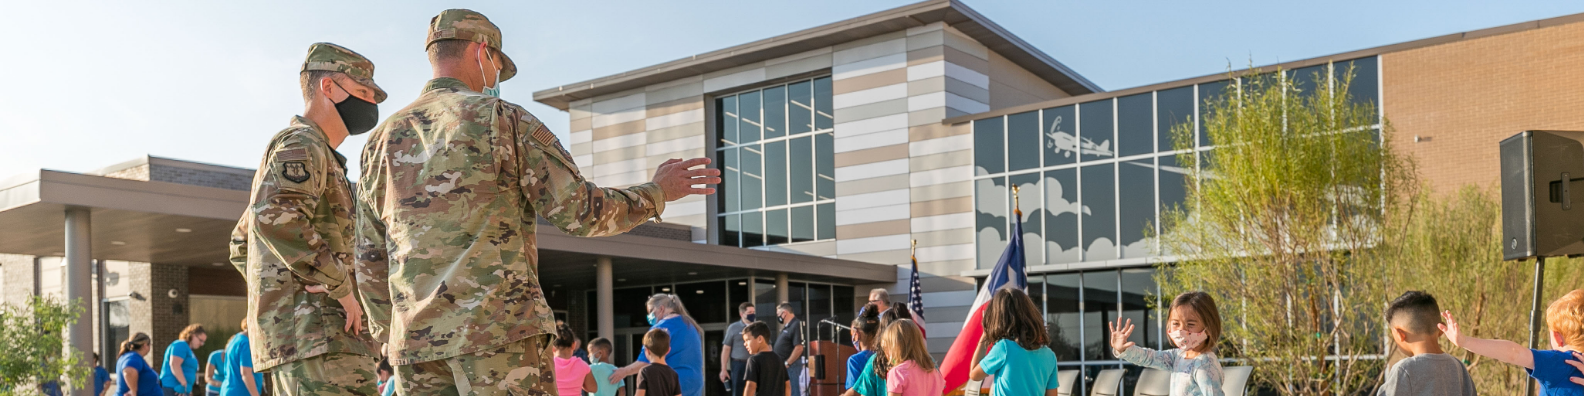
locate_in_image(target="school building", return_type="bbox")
[5,1,1584,395]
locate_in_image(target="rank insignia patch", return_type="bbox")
[282,161,310,183]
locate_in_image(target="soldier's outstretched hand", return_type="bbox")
[305,284,366,335]
[652,157,722,201]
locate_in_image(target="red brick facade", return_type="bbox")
[1384,21,1584,194]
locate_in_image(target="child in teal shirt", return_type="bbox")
[587,337,627,396]
[971,288,1060,396]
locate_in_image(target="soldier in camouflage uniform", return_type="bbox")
[229,42,388,396]
[353,9,721,396]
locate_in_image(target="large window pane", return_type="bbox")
[817,202,835,240]
[739,90,762,144]
[1081,164,1116,261]
[678,281,727,324]
[790,137,814,204]
[1156,87,1194,152]
[1043,105,1077,167]
[808,285,833,341]
[1010,172,1042,265]
[1288,64,1327,100]
[755,280,779,326]
[1083,270,1119,361]
[1119,159,1155,258]
[765,140,787,207]
[742,211,763,248]
[974,117,1004,175]
[788,81,814,135]
[1197,80,1230,148]
[976,176,1009,269]
[1120,268,1160,350]
[814,77,833,130]
[1339,56,1379,119]
[766,208,788,245]
[1044,168,1079,264]
[1117,93,1153,157]
[721,214,740,248]
[1079,100,1114,161]
[721,147,739,213]
[1046,273,1082,362]
[741,144,763,210]
[1007,111,1040,172]
[615,287,654,328]
[720,96,739,146]
[729,280,750,322]
[791,205,814,243]
[763,86,786,140]
[815,133,834,200]
[1158,155,1188,255]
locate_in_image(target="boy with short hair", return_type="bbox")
[1378,291,1476,396]
[588,338,627,396]
[637,329,682,396]
[1444,289,1584,395]
[741,322,790,396]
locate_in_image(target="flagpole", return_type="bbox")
[1012,185,1021,217]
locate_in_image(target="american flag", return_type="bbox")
[907,248,926,322]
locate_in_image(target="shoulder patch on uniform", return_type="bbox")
[282,161,311,183]
[532,124,557,146]
[276,147,309,161]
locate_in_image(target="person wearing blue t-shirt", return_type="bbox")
[160,325,208,396]
[1444,291,1584,396]
[846,304,882,391]
[221,326,264,396]
[608,294,706,396]
[93,353,113,396]
[204,348,226,396]
[118,333,164,396]
[971,288,1061,396]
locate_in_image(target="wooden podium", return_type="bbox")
[808,341,857,396]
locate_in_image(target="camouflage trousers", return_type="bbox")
[271,353,380,396]
[395,334,557,396]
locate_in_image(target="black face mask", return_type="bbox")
[332,80,379,135]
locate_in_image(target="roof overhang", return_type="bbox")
[0,169,895,284]
[533,0,1100,110]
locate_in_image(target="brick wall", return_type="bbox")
[1384,21,1584,194]
[127,262,190,369]
[148,164,253,191]
[1,254,35,306]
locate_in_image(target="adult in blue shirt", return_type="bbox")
[160,325,208,396]
[204,348,226,396]
[221,324,264,396]
[608,294,706,396]
[94,353,113,396]
[118,332,163,396]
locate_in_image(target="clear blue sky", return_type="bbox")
[2,0,1579,179]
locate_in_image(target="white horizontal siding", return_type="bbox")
[912,213,973,233]
[833,129,908,153]
[909,165,973,187]
[909,134,972,157]
[833,159,908,182]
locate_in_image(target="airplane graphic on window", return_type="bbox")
[1043,115,1114,158]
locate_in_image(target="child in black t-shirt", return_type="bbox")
[637,329,681,396]
[741,322,790,396]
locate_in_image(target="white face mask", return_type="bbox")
[477,46,501,97]
[1168,329,1208,350]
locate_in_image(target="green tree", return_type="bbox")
[1380,186,1584,391]
[1156,63,1414,395]
[0,296,92,396]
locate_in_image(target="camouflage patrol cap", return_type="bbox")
[301,42,388,103]
[426,9,517,82]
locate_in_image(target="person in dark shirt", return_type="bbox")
[637,329,681,396]
[741,322,788,396]
[772,303,804,396]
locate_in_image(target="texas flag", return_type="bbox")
[938,207,1028,394]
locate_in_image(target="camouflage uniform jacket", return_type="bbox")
[228,116,378,372]
[355,77,666,365]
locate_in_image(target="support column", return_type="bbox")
[775,273,789,306]
[64,208,92,396]
[596,257,614,342]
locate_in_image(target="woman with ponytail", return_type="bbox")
[845,305,914,396]
[116,332,162,396]
[552,322,598,395]
[609,293,706,396]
